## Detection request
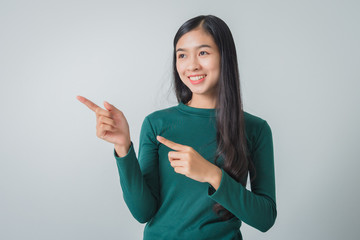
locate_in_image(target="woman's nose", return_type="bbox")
[187,56,200,71]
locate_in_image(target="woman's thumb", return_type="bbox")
[103,101,114,111]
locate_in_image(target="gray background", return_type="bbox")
[1,0,359,239]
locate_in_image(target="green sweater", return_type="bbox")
[114,102,276,240]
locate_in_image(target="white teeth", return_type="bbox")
[189,75,206,81]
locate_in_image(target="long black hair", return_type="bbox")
[172,15,255,221]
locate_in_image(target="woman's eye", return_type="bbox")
[178,54,185,59]
[199,51,208,56]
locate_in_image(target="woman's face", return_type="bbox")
[175,27,221,98]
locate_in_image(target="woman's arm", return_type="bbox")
[114,116,160,223]
[208,120,277,232]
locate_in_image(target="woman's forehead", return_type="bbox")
[176,28,216,50]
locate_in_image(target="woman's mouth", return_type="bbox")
[188,74,206,85]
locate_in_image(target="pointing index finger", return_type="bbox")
[157,136,184,151]
[76,95,100,113]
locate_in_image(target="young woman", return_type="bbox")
[77,15,276,240]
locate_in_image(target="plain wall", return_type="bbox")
[1,0,359,239]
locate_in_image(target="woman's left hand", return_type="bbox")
[156,135,220,183]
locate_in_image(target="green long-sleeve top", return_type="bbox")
[114,102,276,240]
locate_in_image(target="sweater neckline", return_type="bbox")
[177,102,216,118]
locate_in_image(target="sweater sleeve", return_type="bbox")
[114,116,160,224]
[208,120,277,232]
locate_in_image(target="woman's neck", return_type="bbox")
[186,95,217,109]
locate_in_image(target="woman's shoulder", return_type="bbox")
[146,105,178,119]
[243,110,272,146]
[141,105,181,126]
[243,111,268,128]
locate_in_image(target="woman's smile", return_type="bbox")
[188,74,207,84]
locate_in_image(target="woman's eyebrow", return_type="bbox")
[176,44,212,53]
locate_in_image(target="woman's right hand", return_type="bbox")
[76,95,131,155]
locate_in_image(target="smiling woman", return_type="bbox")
[77,14,276,240]
[175,28,221,106]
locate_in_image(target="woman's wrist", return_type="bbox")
[207,165,222,191]
[114,142,131,158]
